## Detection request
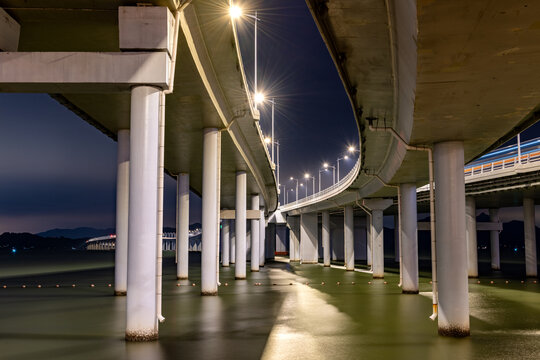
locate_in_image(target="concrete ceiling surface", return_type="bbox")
[286,0,540,215]
[0,0,278,211]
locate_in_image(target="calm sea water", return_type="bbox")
[0,251,538,360]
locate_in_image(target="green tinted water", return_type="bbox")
[0,252,538,360]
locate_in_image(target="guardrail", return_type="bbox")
[280,156,361,212]
[465,150,540,178]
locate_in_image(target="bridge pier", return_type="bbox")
[322,211,331,266]
[288,216,301,262]
[344,206,354,270]
[259,205,266,266]
[466,196,478,278]
[300,213,318,263]
[177,173,190,279]
[222,220,230,267]
[364,199,392,278]
[489,208,500,270]
[235,171,247,280]
[251,195,260,272]
[400,183,418,293]
[523,198,537,277]
[126,86,160,341]
[434,141,469,337]
[230,220,236,264]
[201,128,220,295]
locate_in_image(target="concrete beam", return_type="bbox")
[0,52,170,93]
[0,8,20,51]
[221,209,261,220]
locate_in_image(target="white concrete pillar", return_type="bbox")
[489,209,500,270]
[523,198,537,277]
[322,211,330,266]
[201,128,219,295]
[177,173,189,279]
[367,218,372,266]
[400,183,418,293]
[259,206,266,266]
[222,220,230,267]
[394,215,400,263]
[288,216,301,261]
[126,86,160,341]
[235,172,247,279]
[364,199,392,278]
[251,195,260,272]
[466,196,478,278]
[434,141,469,337]
[115,132,129,294]
[344,206,354,271]
[300,213,318,263]
[230,220,236,264]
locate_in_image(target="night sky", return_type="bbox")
[0,0,538,234]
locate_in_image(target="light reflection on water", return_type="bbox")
[0,252,538,360]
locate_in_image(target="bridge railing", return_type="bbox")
[465,150,540,179]
[280,156,361,212]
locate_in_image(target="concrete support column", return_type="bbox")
[400,183,418,293]
[126,86,160,341]
[289,216,300,261]
[523,198,537,277]
[251,195,260,272]
[344,206,354,271]
[115,129,129,296]
[300,213,318,263]
[466,196,478,278]
[367,218,372,266]
[201,128,219,295]
[489,209,500,270]
[434,141,469,337]
[322,211,330,266]
[259,207,266,266]
[177,173,189,279]
[230,220,236,264]
[235,172,247,279]
[364,199,392,278]
[394,215,400,263]
[222,220,230,267]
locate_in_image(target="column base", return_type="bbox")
[230,261,236,264]
[468,275,478,279]
[251,269,259,272]
[222,264,230,267]
[438,326,470,337]
[323,264,330,267]
[176,276,188,280]
[373,275,384,279]
[125,330,159,342]
[526,274,538,278]
[201,291,218,296]
[301,261,318,264]
[402,290,419,294]
[346,269,354,271]
[235,276,246,280]
[114,290,127,296]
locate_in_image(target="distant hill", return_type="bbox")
[0,232,86,252]
[37,227,115,240]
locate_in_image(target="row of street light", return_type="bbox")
[230,4,359,205]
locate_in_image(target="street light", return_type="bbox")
[290,177,299,202]
[337,155,349,181]
[287,188,295,203]
[323,162,336,185]
[304,173,315,195]
[258,97,277,164]
[230,3,261,110]
[300,183,307,198]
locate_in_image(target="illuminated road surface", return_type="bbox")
[0,252,539,359]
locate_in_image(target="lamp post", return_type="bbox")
[290,177,299,202]
[230,4,261,110]
[337,155,349,182]
[323,162,336,185]
[304,173,315,195]
[318,169,325,192]
[265,137,280,189]
[300,183,307,198]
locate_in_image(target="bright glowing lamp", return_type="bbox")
[264,137,271,144]
[348,146,355,153]
[254,92,265,104]
[230,5,242,19]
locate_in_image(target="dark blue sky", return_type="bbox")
[0,0,357,233]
